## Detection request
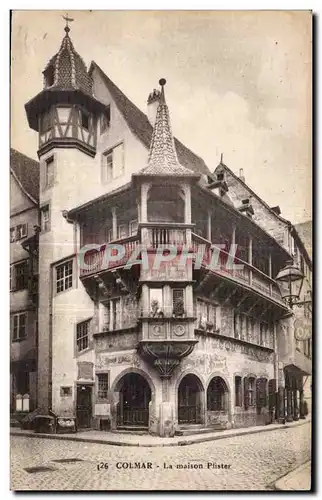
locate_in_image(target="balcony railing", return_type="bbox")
[80,235,139,277]
[140,223,188,249]
[191,233,282,303]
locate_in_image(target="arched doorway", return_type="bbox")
[116,373,151,428]
[207,377,229,411]
[178,374,204,425]
[206,376,230,428]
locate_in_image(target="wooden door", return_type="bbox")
[76,385,92,428]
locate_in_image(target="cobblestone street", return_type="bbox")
[10,422,311,491]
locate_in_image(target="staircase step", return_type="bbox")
[176,426,224,436]
[115,426,148,434]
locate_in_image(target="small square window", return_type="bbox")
[56,260,73,294]
[60,386,72,397]
[97,373,109,399]
[41,205,50,232]
[76,320,90,352]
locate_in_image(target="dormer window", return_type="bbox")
[44,65,55,87]
[217,172,225,181]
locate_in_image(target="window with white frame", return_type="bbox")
[102,152,113,183]
[15,224,28,241]
[97,373,109,399]
[76,320,90,352]
[12,312,27,341]
[149,288,164,317]
[14,260,29,291]
[45,155,55,188]
[100,106,111,134]
[41,205,50,232]
[56,260,73,294]
[101,144,124,183]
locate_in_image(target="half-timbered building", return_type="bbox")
[23,25,312,436]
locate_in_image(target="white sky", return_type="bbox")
[10,10,312,224]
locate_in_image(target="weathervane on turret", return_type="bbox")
[62,13,74,34]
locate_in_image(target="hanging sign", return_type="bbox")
[294,318,312,341]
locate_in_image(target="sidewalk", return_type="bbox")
[274,461,311,491]
[10,417,310,448]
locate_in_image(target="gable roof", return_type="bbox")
[89,61,215,180]
[10,148,39,203]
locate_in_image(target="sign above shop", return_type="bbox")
[294,318,312,341]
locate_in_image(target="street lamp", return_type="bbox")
[275,260,305,309]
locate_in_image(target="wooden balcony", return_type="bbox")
[191,233,284,305]
[80,235,140,277]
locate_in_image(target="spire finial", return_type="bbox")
[220,152,223,164]
[159,78,166,104]
[63,13,74,34]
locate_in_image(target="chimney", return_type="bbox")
[239,168,245,183]
[147,89,161,126]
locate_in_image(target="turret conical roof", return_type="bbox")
[43,26,93,95]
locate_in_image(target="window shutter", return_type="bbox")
[244,377,249,410]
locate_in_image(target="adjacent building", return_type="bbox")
[19,24,312,435]
[10,148,39,412]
